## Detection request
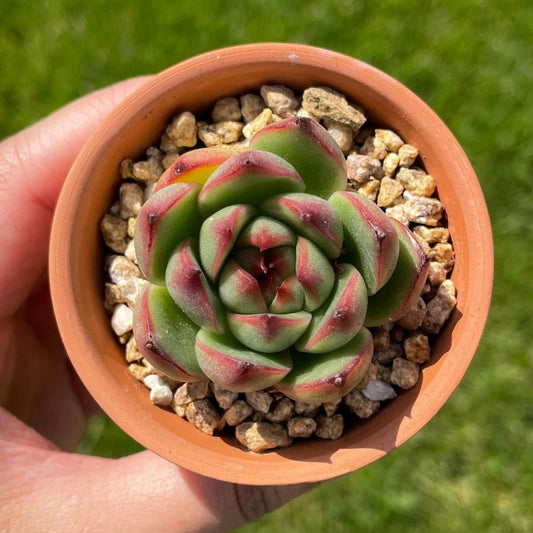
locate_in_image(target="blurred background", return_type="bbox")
[1,0,531,531]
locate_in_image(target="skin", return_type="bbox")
[0,78,312,532]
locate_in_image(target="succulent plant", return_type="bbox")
[133,116,429,404]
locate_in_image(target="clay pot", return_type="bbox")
[49,44,493,485]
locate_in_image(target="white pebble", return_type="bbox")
[111,304,133,336]
[143,374,174,406]
[124,239,138,264]
[150,386,173,406]
[361,380,397,402]
[119,277,149,308]
[108,255,141,284]
[143,373,161,389]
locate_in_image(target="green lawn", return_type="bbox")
[2,0,532,531]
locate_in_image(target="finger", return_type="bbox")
[1,408,313,532]
[0,77,151,319]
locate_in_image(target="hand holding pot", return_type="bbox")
[0,81,311,531]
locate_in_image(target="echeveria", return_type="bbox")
[133,116,429,403]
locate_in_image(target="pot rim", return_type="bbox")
[49,43,493,485]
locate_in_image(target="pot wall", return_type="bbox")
[49,44,493,484]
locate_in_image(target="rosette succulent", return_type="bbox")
[133,117,429,404]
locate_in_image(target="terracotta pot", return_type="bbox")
[49,43,493,485]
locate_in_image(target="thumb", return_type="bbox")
[1,408,313,532]
[0,77,151,319]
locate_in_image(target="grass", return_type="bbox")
[1,0,532,530]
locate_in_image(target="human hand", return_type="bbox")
[0,80,313,532]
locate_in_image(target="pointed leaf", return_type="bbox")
[153,146,230,192]
[236,216,296,250]
[276,328,373,404]
[365,218,430,326]
[295,236,335,311]
[249,116,347,199]
[269,274,305,313]
[296,264,367,353]
[198,204,256,282]
[165,238,226,333]
[218,258,268,314]
[197,150,305,217]
[134,182,201,284]
[262,192,343,258]
[133,285,204,381]
[227,312,312,353]
[329,190,399,294]
[195,328,292,392]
